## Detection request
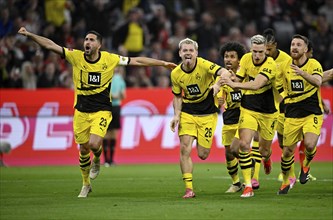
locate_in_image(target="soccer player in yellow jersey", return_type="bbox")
[18,27,176,198]
[170,38,229,199]
[277,35,324,195]
[216,42,246,193]
[220,35,279,198]
[263,29,297,187]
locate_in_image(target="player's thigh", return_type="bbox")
[197,113,218,149]
[222,123,238,146]
[178,112,197,137]
[90,111,112,139]
[283,117,304,147]
[73,110,91,144]
[303,114,323,136]
[238,109,258,131]
[276,113,285,135]
[303,114,323,147]
[258,113,277,141]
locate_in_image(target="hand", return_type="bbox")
[209,83,221,96]
[220,75,233,87]
[164,62,177,70]
[18,27,29,36]
[170,116,180,132]
[290,64,304,76]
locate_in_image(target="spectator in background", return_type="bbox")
[0,49,9,88]
[7,67,23,88]
[21,61,36,89]
[0,7,13,38]
[113,7,148,57]
[309,14,333,70]
[103,66,126,167]
[58,68,73,89]
[44,0,73,27]
[194,12,220,58]
[37,62,58,88]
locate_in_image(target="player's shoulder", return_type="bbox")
[307,58,323,74]
[101,51,118,58]
[64,48,83,55]
[239,53,252,65]
[242,52,252,60]
[171,63,183,75]
[307,58,322,67]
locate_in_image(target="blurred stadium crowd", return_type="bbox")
[0,0,332,89]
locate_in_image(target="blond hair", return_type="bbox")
[178,38,198,50]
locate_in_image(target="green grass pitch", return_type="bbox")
[1,162,332,220]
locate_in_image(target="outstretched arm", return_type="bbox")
[18,27,63,56]
[129,57,177,70]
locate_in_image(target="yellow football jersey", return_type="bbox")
[64,48,121,112]
[171,57,222,114]
[236,52,278,114]
[281,58,323,118]
[274,50,292,93]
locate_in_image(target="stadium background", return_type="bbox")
[0,0,332,166]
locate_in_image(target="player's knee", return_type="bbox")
[180,144,191,157]
[225,149,235,161]
[88,140,101,150]
[282,146,294,157]
[303,140,316,152]
[198,152,209,160]
[239,140,250,152]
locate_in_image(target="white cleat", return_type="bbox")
[89,159,100,180]
[78,185,92,198]
[225,182,243,193]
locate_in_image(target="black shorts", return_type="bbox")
[108,106,121,130]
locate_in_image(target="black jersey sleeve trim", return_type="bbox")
[214,67,222,77]
[259,72,270,80]
[172,91,182,96]
[61,47,65,59]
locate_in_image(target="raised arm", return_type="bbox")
[17,27,63,56]
[129,57,177,70]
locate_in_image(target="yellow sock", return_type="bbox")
[226,158,240,184]
[79,152,91,186]
[182,173,193,190]
[239,151,252,187]
[281,154,294,185]
[289,163,295,178]
[303,147,317,168]
[251,142,261,181]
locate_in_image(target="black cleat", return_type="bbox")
[277,184,290,195]
[299,167,310,184]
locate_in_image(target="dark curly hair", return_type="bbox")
[219,41,246,60]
